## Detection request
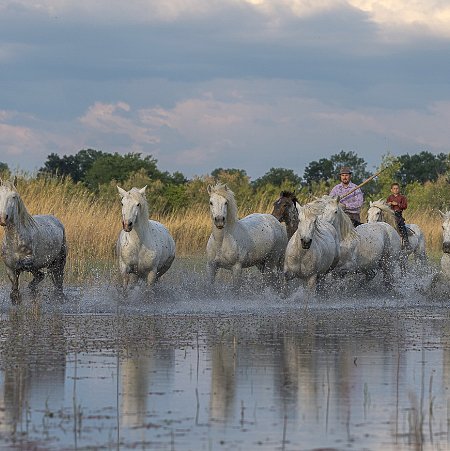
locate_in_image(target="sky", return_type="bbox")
[1,0,450,181]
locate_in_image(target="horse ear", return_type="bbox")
[207,184,212,195]
[117,186,127,197]
[12,176,17,187]
[439,210,446,218]
[369,201,373,207]
[139,186,147,195]
[336,195,340,203]
[224,184,229,191]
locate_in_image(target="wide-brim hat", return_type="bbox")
[339,166,352,175]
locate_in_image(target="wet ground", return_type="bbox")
[0,260,449,450]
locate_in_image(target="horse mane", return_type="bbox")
[302,198,325,218]
[370,199,397,229]
[2,181,37,230]
[128,187,150,219]
[209,183,238,224]
[321,195,358,242]
[441,210,450,221]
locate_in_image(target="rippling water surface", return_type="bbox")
[0,260,449,450]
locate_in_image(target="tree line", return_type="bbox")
[1,149,449,212]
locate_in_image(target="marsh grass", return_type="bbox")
[0,178,445,283]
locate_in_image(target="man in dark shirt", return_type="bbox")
[387,182,410,249]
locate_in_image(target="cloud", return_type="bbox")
[2,0,450,38]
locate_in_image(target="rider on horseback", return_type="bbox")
[387,182,410,249]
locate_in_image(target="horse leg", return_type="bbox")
[48,245,66,298]
[306,274,317,294]
[206,261,218,285]
[147,270,157,287]
[6,266,21,304]
[231,263,243,290]
[29,269,45,295]
[316,274,326,297]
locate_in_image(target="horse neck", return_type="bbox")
[5,198,35,238]
[379,208,396,228]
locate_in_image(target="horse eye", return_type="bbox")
[137,203,140,207]
[225,201,228,205]
[210,201,213,205]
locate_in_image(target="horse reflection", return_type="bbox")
[0,311,66,438]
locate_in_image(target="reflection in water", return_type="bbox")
[0,306,66,446]
[0,301,449,449]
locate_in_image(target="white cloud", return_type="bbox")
[2,0,450,38]
[79,101,159,145]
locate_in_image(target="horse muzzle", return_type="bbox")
[0,215,8,226]
[122,221,133,232]
[301,239,311,249]
[443,242,450,253]
[214,217,225,229]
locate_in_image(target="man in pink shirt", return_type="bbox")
[330,166,364,227]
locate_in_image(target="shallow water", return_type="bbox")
[0,261,449,450]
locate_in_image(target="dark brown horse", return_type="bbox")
[271,191,300,240]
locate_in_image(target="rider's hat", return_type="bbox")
[339,166,352,175]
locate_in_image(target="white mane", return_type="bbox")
[0,180,37,230]
[321,195,357,242]
[440,210,450,221]
[369,199,397,229]
[208,183,238,225]
[302,198,325,219]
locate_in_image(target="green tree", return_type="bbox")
[0,162,9,176]
[252,167,302,190]
[85,152,166,189]
[329,150,371,185]
[303,158,334,185]
[303,150,371,186]
[39,149,106,182]
[396,151,448,185]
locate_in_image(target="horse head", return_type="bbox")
[117,185,147,232]
[439,210,450,253]
[0,181,19,227]
[320,196,339,226]
[297,204,322,249]
[367,201,383,223]
[272,191,298,221]
[207,183,237,229]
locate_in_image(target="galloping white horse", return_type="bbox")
[367,199,426,262]
[320,196,402,286]
[206,183,287,288]
[284,200,339,293]
[0,178,66,303]
[116,186,175,289]
[439,210,450,279]
[429,211,450,297]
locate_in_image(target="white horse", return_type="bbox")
[367,199,426,263]
[116,186,175,289]
[440,210,450,274]
[320,195,402,287]
[283,200,340,293]
[0,178,66,303]
[206,183,287,288]
[429,211,450,297]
